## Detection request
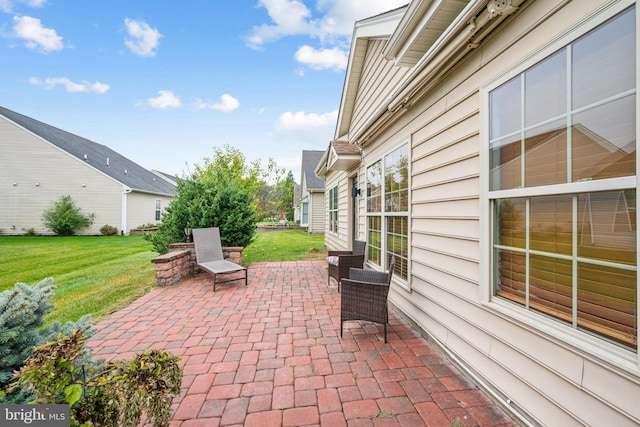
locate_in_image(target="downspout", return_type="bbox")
[353,0,523,147]
[122,186,132,235]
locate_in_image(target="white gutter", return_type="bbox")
[352,0,522,146]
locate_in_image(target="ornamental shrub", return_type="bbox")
[0,278,95,403]
[152,177,257,254]
[99,225,118,236]
[42,195,95,236]
[2,279,183,426]
[13,330,182,427]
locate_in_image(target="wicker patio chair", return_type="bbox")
[340,256,396,343]
[192,227,247,292]
[326,240,366,291]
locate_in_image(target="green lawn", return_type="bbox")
[0,235,158,325]
[243,229,326,263]
[0,230,326,324]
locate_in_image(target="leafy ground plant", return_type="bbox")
[13,329,182,427]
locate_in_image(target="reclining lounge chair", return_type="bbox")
[192,227,247,291]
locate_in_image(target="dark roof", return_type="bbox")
[301,150,325,190]
[152,169,179,186]
[0,106,175,196]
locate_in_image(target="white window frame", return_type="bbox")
[328,185,339,234]
[301,200,309,226]
[365,139,411,289]
[479,0,639,373]
[155,199,161,222]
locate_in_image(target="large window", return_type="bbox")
[328,186,338,234]
[488,7,637,351]
[367,143,409,281]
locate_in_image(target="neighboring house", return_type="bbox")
[316,1,639,426]
[299,150,325,233]
[152,169,180,186]
[0,106,176,235]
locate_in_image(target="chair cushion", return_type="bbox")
[326,256,339,266]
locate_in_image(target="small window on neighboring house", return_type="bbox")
[329,186,338,234]
[487,6,637,351]
[155,199,161,221]
[301,201,309,225]
[366,142,409,281]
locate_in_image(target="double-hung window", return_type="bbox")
[155,199,161,221]
[366,143,409,282]
[328,186,338,234]
[486,5,637,352]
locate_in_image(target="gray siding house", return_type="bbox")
[299,150,325,233]
[317,1,640,425]
[1,106,176,235]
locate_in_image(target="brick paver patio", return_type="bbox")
[88,261,518,426]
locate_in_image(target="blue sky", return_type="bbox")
[1,0,407,181]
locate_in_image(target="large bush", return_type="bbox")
[42,195,95,236]
[152,177,257,254]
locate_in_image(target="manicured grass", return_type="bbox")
[0,230,327,324]
[243,229,327,264]
[0,235,158,325]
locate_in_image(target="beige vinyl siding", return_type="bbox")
[308,191,325,233]
[357,0,640,425]
[350,39,411,139]
[126,192,172,233]
[1,117,122,235]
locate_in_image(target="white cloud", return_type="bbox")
[295,45,347,70]
[30,76,109,94]
[315,0,408,37]
[246,0,407,50]
[245,0,315,49]
[12,15,63,52]
[124,18,162,57]
[246,0,407,73]
[145,90,182,109]
[0,0,47,13]
[275,110,338,143]
[194,94,240,113]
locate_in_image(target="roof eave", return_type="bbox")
[334,7,407,140]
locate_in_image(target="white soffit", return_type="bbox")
[385,0,472,67]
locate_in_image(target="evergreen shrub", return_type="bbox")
[152,177,257,254]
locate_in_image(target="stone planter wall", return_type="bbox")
[151,242,244,287]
